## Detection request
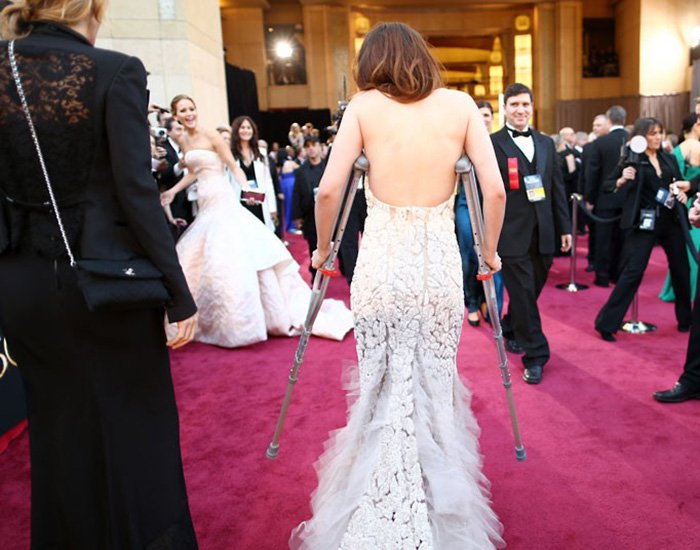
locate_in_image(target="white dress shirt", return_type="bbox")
[505,123,535,163]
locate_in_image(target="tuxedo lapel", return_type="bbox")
[533,131,549,177]
[494,128,529,178]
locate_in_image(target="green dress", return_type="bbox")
[659,146,699,301]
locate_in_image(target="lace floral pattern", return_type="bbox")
[290,189,504,549]
[0,45,96,256]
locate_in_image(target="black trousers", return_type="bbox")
[0,252,197,550]
[679,266,700,390]
[303,230,318,280]
[593,207,625,284]
[501,232,553,367]
[595,210,692,333]
[338,188,367,286]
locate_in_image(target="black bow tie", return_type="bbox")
[509,128,532,138]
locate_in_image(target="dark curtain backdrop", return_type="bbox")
[556,92,691,134]
[224,63,332,148]
[226,63,260,128]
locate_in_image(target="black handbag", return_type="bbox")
[75,259,170,312]
[8,40,170,312]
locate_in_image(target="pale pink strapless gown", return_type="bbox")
[174,149,353,348]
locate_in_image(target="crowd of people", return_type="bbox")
[2,1,700,548]
[452,93,700,392]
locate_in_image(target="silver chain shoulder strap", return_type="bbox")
[8,40,77,267]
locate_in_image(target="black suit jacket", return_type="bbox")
[585,128,628,210]
[491,127,571,257]
[0,23,195,321]
[156,140,193,223]
[291,159,326,240]
[604,150,684,229]
[558,145,581,195]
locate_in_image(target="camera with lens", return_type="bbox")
[153,126,168,146]
[620,135,647,167]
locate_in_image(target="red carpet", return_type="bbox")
[2,235,699,549]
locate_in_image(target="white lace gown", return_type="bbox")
[290,188,504,549]
[174,150,353,347]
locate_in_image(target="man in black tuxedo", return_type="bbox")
[155,118,193,231]
[557,127,583,249]
[654,195,700,402]
[584,105,628,287]
[292,136,327,279]
[579,114,610,270]
[491,83,572,384]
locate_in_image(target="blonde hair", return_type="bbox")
[1,0,108,39]
[170,94,196,119]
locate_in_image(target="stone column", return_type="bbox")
[534,2,556,132]
[302,3,352,110]
[98,0,228,129]
[554,0,583,102]
[221,1,270,111]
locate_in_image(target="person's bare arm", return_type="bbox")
[463,95,506,272]
[160,171,197,206]
[210,130,248,186]
[312,100,364,267]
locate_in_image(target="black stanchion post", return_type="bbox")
[621,292,657,333]
[556,194,589,292]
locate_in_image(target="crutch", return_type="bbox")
[456,155,526,461]
[266,154,369,460]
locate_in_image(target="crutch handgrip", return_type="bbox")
[320,266,340,277]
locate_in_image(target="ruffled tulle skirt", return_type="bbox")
[289,350,504,549]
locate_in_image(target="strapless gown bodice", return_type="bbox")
[173,150,353,348]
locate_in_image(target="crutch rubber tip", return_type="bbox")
[515,447,527,461]
[266,444,279,460]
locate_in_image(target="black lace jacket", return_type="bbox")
[0,23,196,321]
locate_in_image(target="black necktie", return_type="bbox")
[509,128,532,138]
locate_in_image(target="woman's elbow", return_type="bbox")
[487,186,506,205]
[316,187,335,206]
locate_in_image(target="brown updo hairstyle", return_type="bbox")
[170,94,196,120]
[354,22,443,103]
[230,115,263,162]
[1,0,108,39]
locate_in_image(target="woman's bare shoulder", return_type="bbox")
[432,88,474,107]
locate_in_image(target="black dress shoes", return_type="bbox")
[523,365,543,384]
[653,382,700,403]
[678,324,690,333]
[597,329,616,342]
[593,278,609,288]
[505,339,524,354]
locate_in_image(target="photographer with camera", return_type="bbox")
[154,117,194,234]
[595,117,693,341]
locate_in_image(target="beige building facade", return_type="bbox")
[100,0,700,134]
[98,0,229,128]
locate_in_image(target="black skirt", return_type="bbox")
[0,251,197,549]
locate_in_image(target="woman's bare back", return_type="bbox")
[352,88,471,206]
